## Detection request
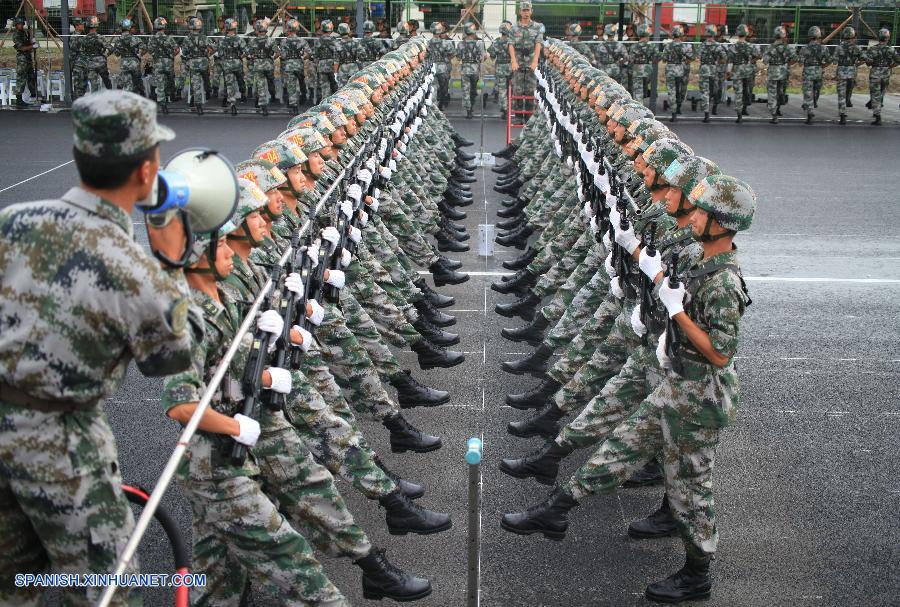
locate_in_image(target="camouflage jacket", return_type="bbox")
[628,40,660,77]
[336,36,360,64]
[457,38,484,76]
[313,33,339,63]
[488,36,511,65]
[280,35,309,61]
[217,34,245,61]
[147,31,178,62]
[510,21,543,63]
[799,41,830,69]
[698,39,727,78]
[762,40,796,66]
[70,31,84,66]
[0,187,198,406]
[12,28,33,55]
[864,43,899,69]
[81,32,109,69]
[661,40,694,65]
[428,37,456,67]
[358,35,386,63]
[592,40,627,67]
[181,32,212,61]
[247,35,277,62]
[568,40,591,58]
[110,32,143,61]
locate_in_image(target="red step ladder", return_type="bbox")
[506,81,535,145]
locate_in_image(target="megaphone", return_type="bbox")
[139,148,239,267]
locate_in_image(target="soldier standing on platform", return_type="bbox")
[833,27,862,125]
[11,17,38,107]
[508,0,543,121]
[729,24,758,123]
[698,24,727,122]
[247,20,278,115]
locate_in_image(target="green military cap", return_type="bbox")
[464,23,477,36]
[363,20,375,33]
[878,28,890,41]
[234,177,269,219]
[279,127,329,157]
[773,25,787,39]
[841,27,855,39]
[688,175,756,231]
[603,23,616,37]
[500,21,513,36]
[663,155,721,197]
[72,90,174,158]
[808,26,822,39]
[321,19,334,33]
[253,139,306,171]
[567,23,582,37]
[643,137,693,173]
[71,17,83,26]
[234,159,287,193]
[672,25,685,38]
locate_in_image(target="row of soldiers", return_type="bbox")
[0,38,485,605]
[487,38,756,603]
[566,22,898,124]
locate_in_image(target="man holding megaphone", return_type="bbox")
[0,90,236,606]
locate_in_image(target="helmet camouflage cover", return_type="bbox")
[774,25,787,39]
[688,174,757,231]
[704,24,717,37]
[808,26,821,39]
[253,139,307,171]
[567,23,582,37]
[154,17,167,30]
[234,159,287,193]
[363,20,375,33]
[235,177,269,219]
[735,24,749,37]
[338,22,351,35]
[663,155,721,197]
[643,137,694,173]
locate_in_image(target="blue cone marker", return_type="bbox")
[466,437,483,465]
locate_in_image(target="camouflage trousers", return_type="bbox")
[801,67,822,114]
[186,58,209,105]
[766,77,787,116]
[318,301,400,421]
[0,405,139,606]
[378,192,440,268]
[181,472,347,606]
[343,272,415,368]
[221,61,243,104]
[511,67,536,106]
[71,65,86,99]
[15,53,35,96]
[665,68,687,108]
[285,365,396,500]
[152,59,175,102]
[435,71,451,103]
[699,71,718,112]
[836,71,856,114]
[282,59,305,106]
[531,229,594,299]
[313,67,337,104]
[544,265,612,351]
[562,369,730,557]
[496,70,511,111]
[254,62,274,105]
[733,75,753,112]
[461,73,479,111]
[869,68,890,116]
[546,293,623,386]
[116,58,143,94]
[630,72,649,102]
[527,210,586,277]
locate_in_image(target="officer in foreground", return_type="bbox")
[0,90,198,606]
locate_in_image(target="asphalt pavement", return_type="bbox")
[0,108,898,606]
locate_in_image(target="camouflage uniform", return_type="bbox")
[247,33,278,107]
[110,30,144,94]
[864,41,899,118]
[458,36,485,113]
[628,38,660,101]
[661,38,694,110]
[428,34,456,105]
[217,31,246,105]
[799,39,830,114]
[12,25,37,100]
[729,38,758,113]
[592,35,628,84]
[510,20,543,101]
[182,29,213,105]
[0,91,189,607]
[762,38,796,116]
[70,28,88,99]
[834,37,862,115]
[359,33,387,64]
[698,37,727,112]
[280,32,309,108]
[488,34,513,112]
[147,30,179,103]
[81,30,109,94]
[313,32,339,103]
[336,34,360,85]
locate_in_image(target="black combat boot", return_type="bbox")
[412,319,459,347]
[505,375,561,408]
[495,291,540,321]
[452,172,476,184]
[415,279,455,308]
[414,297,456,327]
[496,199,526,218]
[644,552,712,603]
[676,102,683,115]
[456,150,476,162]
[502,246,538,270]
[438,201,467,221]
[872,114,882,126]
[429,261,469,287]
[769,114,778,124]
[735,111,742,124]
[628,495,678,539]
[623,458,664,487]
[382,413,442,453]
[492,160,518,174]
[497,222,533,240]
[356,548,433,602]
[703,111,710,123]
[839,114,847,125]
[495,227,532,249]
[466,108,473,119]
[373,454,426,499]
[389,369,451,408]
[495,170,521,186]
[500,486,579,540]
[508,402,567,439]
[379,491,452,536]
[452,132,474,147]
[501,344,555,380]
[500,440,572,485]
[497,216,524,230]
[806,112,814,125]
[670,111,677,122]
[501,314,550,346]
[411,339,465,370]
[491,269,536,295]
[501,196,522,208]
[436,254,463,270]
[494,178,522,195]
[436,231,469,253]
[493,142,518,159]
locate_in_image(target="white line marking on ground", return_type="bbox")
[0,160,74,194]
[420,270,900,283]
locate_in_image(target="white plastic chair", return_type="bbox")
[0,75,10,106]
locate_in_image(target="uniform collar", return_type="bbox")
[60,186,134,237]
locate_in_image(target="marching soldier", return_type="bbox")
[313,19,339,104]
[110,18,144,95]
[359,20,387,63]
[81,16,110,94]
[428,22,455,109]
[729,24,758,123]
[488,21,514,119]
[146,17,180,113]
[799,26,831,125]
[217,17,245,115]
[69,17,87,99]
[833,26,863,125]
[697,24,726,122]
[762,25,797,124]
[592,23,627,85]
[335,22,360,85]
[661,24,694,121]
[458,23,485,119]
[247,20,279,115]
[11,16,38,107]
[182,15,214,114]
[508,0,543,120]
[280,18,309,112]
[627,24,660,103]
[564,23,590,57]
[863,28,898,126]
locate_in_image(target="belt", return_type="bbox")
[0,382,97,413]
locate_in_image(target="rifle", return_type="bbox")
[289,232,316,369]
[231,265,282,465]
[638,221,657,346]
[664,248,683,375]
[266,233,302,411]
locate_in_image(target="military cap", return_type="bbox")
[188,16,202,31]
[253,140,306,171]
[604,23,616,37]
[279,127,329,157]
[500,21,513,36]
[72,90,174,158]
[643,137,693,173]
[234,159,287,192]
[518,0,532,10]
[224,18,238,31]
[663,155,721,197]
[321,19,334,33]
[235,177,269,219]
[567,23,582,37]
[154,16,167,30]
[120,18,133,31]
[71,17,83,26]
[688,175,756,232]
[672,25,684,38]
[464,23,477,36]
[773,25,787,39]
[14,16,26,25]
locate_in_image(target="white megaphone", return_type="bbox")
[139,148,239,267]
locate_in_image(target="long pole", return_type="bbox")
[465,437,483,607]
[60,0,71,105]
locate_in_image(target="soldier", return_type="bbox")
[393,20,411,50]
[81,16,109,94]
[458,23,485,119]
[247,20,278,115]
[592,23,627,85]
[336,22,360,85]
[217,18,245,116]
[488,21,513,119]
[714,28,729,113]
[0,90,194,607]
[661,24,694,121]
[146,17,179,113]
[564,23,591,58]
[11,17,38,107]
[182,16,213,114]
[697,24,726,122]
[627,24,660,103]
[863,28,899,126]
[508,0,544,120]
[762,25,797,124]
[428,22,455,109]
[280,18,309,113]
[729,24,758,123]
[69,17,86,99]
[359,20,386,66]
[110,18,144,95]
[313,20,339,104]
[833,26,863,125]
[799,26,831,125]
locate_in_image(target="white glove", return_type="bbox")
[602,230,612,250]
[656,331,673,369]
[582,201,593,219]
[348,225,362,244]
[368,197,380,213]
[389,159,397,172]
[292,325,313,352]
[610,276,624,299]
[604,252,615,277]
[305,242,319,268]
[360,211,369,227]
[284,272,304,297]
[659,280,686,318]
[608,205,621,228]
[357,169,372,187]
[366,157,378,173]
[347,183,362,202]
[325,269,346,289]
[380,166,393,180]
[593,171,609,192]
[630,304,647,337]
[372,188,381,200]
[257,309,284,336]
[553,141,563,158]
[265,367,292,394]
[605,193,618,210]
[614,224,640,255]
[233,414,261,447]
[398,142,408,154]
[590,216,599,235]
[339,200,353,220]
[321,226,341,245]
[307,299,325,326]
[340,248,352,268]
[638,248,663,280]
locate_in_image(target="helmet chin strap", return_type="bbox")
[229,222,265,247]
[674,193,692,217]
[698,213,731,242]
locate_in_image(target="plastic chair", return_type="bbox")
[0,75,10,106]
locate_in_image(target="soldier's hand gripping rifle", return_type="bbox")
[289,232,317,369]
[231,265,282,465]
[638,221,658,346]
[664,248,684,375]
[266,233,304,412]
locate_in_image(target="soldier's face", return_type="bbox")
[520,8,532,20]
[688,207,714,238]
[244,211,267,243]
[664,186,691,216]
[266,189,284,217]
[331,127,347,145]
[307,151,325,175]
[287,166,307,193]
[613,124,627,142]
[345,120,358,135]
[642,165,657,188]
[215,237,234,276]
[633,153,647,173]
[372,89,383,103]
[606,119,617,134]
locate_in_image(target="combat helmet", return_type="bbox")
[188,16,203,31]
[338,22,351,35]
[286,19,300,33]
[615,104,654,129]
[234,177,269,221]
[71,17,83,27]
[636,24,652,38]
[633,122,672,154]
[153,17,167,30]
[224,18,238,31]
[688,175,756,232]
[363,20,375,34]
[704,24,717,37]
[604,23,617,38]
[254,20,268,34]
[120,18,132,31]
[878,28,890,41]
[735,24,749,37]
[500,20,513,36]
[808,26,821,39]
[279,127,330,157]
[87,16,100,29]
[14,16,25,26]
[773,25,787,39]
[187,218,239,269]
[671,25,684,38]
[464,23,477,36]
[567,23,582,37]
[841,26,855,40]
[433,22,446,35]
[321,19,334,33]
[253,140,307,172]
[643,137,694,174]
[663,155,721,198]
[234,159,288,193]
